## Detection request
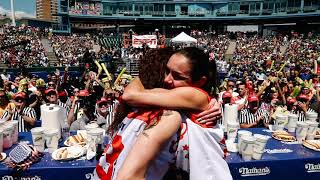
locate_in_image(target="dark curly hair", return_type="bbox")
[109,48,174,134]
[139,48,174,89]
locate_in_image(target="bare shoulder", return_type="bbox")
[162,110,180,117]
[160,110,181,124]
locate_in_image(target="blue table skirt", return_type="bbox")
[2,129,320,180]
[226,128,320,180]
[0,132,97,180]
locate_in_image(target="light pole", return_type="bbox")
[10,0,16,26]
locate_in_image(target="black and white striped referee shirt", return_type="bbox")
[1,107,37,132]
[291,108,316,122]
[239,108,270,125]
[94,100,118,127]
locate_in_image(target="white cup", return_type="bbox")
[227,122,239,142]
[252,150,264,160]
[0,130,3,153]
[31,127,46,152]
[237,130,252,154]
[87,128,105,145]
[44,129,59,153]
[242,152,252,161]
[7,121,19,144]
[253,134,270,152]
[85,123,99,132]
[296,121,309,143]
[275,114,288,131]
[240,136,255,160]
[2,124,13,149]
[287,114,298,133]
[306,112,318,122]
[306,121,319,140]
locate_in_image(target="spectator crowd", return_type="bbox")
[0,25,48,67]
[1,25,320,180]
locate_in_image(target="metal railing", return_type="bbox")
[303,6,318,12]
[52,24,70,33]
[89,7,319,18]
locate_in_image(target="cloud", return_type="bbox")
[0,6,35,19]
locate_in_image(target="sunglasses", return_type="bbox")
[298,99,308,103]
[98,102,109,108]
[228,84,235,88]
[15,98,25,103]
[73,90,79,93]
[47,92,57,96]
[48,83,55,86]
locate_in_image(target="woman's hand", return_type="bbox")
[196,98,221,126]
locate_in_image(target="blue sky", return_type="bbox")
[0,0,36,17]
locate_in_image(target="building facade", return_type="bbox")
[36,0,58,22]
[54,0,320,33]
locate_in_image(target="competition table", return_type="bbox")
[0,132,97,180]
[1,129,320,180]
[226,128,320,180]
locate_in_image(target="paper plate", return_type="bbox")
[315,130,320,139]
[303,140,320,152]
[52,146,85,161]
[272,134,296,142]
[64,135,86,147]
[0,153,6,162]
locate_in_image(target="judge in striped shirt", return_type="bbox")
[95,97,114,129]
[45,88,69,111]
[1,92,36,132]
[291,94,317,122]
[239,95,270,128]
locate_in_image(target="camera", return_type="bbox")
[77,98,86,108]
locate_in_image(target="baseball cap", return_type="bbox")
[97,97,108,105]
[222,92,232,99]
[45,88,57,95]
[248,95,259,103]
[78,90,90,97]
[297,94,309,101]
[36,79,46,87]
[287,97,297,104]
[58,90,68,97]
[14,92,26,100]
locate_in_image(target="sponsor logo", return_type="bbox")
[239,167,270,177]
[2,176,41,180]
[265,148,293,154]
[305,163,320,173]
[85,173,94,179]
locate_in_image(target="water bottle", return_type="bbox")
[61,122,70,141]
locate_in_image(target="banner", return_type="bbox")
[132,35,157,48]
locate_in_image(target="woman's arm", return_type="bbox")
[116,110,181,180]
[122,78,209,111]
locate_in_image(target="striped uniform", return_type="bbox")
[291,108,316,122]
[57,100,69,112]
[239,108,270,125]
[94,100,118,126]
[1,107,36,132]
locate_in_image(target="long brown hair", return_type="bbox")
[108,48,174,134]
